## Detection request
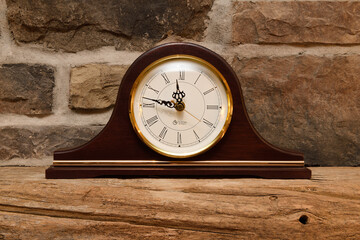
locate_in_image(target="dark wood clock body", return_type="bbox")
[46,43,311,179]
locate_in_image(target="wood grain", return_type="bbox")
[0,167,359,239]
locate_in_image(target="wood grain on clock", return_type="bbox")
[47,42,311,179]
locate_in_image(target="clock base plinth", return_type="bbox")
[45,165,311,179]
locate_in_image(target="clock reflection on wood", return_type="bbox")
[46,42,311,179]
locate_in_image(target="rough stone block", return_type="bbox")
[0,126,102,161]
[69,64,129,110]
[233,1,360,44]
[0,64,54,115]
[6,0,214,52]
[232,54,360,166]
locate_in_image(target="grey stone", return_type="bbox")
[6,0,214,52]
[232,54,360,166]
[0,64,54,115]
[233,1,360,44]
[0,126,102,161]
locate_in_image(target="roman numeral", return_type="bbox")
[177,132,182,145]
[159,127,168,139]
[193,130,200,141]
[148,86,159,94]
[143,103,155,108]
[207,105,219,110]
[146,115,158,127]
[161,73,170,84]
[194,73,202,84]
[203,88,214,95]
[179,70,185,80]
[202,118,213,128]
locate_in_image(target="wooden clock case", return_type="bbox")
[46,42,311,179]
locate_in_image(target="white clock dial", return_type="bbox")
[130,55,233,158]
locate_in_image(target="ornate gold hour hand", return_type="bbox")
[143,97,175,108]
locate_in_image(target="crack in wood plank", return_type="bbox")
[0,204,241,236]
[128,185,286,198]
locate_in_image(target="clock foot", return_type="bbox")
[46,166,311,179]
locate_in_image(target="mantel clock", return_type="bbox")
[46,43,311,179]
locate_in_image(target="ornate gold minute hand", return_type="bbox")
[143,97,175,108]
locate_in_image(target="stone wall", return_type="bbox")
[0,0,359,166]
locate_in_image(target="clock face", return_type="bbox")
[129,55,233,158]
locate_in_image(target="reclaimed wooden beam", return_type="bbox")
[0,167,359,239]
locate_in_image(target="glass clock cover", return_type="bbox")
[129,55,233,158]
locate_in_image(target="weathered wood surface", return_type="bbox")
[0,167,359,239]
